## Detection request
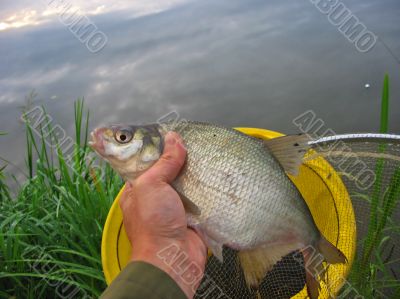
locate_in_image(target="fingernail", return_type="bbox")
[166,131,177,145]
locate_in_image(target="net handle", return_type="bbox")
[309,133,400,146]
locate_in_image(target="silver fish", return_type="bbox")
[90,121,347,298]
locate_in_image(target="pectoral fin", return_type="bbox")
[177,191,201,216]
[191,225,224,262]
[263,134,313,176]
[204,235,224,262]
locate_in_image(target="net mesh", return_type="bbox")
[195,135,400,299]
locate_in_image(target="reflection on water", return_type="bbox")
[0,0,399,177]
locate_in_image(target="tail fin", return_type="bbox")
[303,236,347,299]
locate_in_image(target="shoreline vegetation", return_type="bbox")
[346,75,400,298]
[1,75,399,298]
[0,100,122,298]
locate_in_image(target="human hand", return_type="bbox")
[119,131,207,298]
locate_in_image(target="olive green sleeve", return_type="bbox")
[100,261,187,299]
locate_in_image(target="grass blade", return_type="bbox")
[380,74,389,134]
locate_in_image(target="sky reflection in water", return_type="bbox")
[0,0,399,177]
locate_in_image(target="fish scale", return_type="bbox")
[161,121,318,250]
[91,120,348,298]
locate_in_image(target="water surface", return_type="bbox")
[0,0,399,178]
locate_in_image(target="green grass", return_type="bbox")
[1,77,399,298]
[0,100,123,298]
[347,74,400,298]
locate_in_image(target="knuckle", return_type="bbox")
[161,152,174,162]
[161,153,181,168]
[132,177,143,187]
[134,176,160,193]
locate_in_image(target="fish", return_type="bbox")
[89,121,347,298]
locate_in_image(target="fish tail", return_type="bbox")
[303,236,347,299]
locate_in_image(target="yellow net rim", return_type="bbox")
[101,128,356,298]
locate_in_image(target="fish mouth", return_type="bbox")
[89,128,105,153]
[88,131,96,147]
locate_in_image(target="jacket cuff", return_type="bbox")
[100,261,188,299]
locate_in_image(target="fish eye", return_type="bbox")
[115,129,133,144]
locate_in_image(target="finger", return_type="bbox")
[141,131,186,184]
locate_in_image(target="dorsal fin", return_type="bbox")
[263,134,313,176]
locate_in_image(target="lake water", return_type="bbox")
[1,0,399,179]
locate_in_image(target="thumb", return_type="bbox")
[141,131,187,184]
